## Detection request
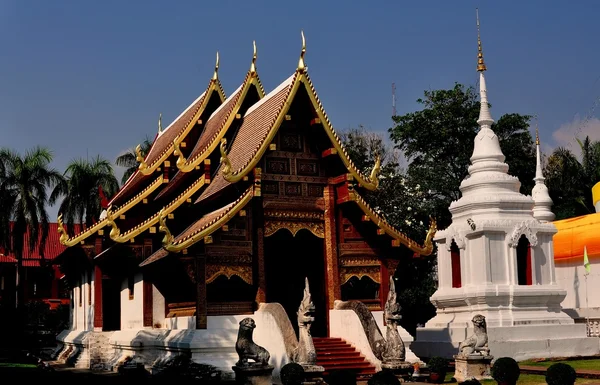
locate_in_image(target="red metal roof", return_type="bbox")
[0,254,17,263]
[1,222,82,266]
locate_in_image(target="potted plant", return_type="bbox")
[545,363,576,385]
[427,356,448,383]
[491,357,520,385]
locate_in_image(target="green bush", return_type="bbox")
[491,357,520,385]
[545,362,576,385]
[280,362,304,385]
[427,356,448,374]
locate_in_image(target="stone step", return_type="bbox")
[316,351,361,359]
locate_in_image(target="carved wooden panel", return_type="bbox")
[280,133,303,152]
[297,159,319,176]
[267,158,290,175]
[283,182,302,196]
[308,184,324,197]
[263,181,279,195]
[284,182,302,196]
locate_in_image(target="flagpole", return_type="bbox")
[583,245,591,337]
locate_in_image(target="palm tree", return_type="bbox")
[50,156,119,229]
[115,136,153,185]
[544,136,600,219]
[0,146,64,309]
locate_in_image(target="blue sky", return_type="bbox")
[2,1,599,219]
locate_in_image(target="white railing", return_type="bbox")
[587,319,600,337]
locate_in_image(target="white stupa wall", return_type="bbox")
[412,28,600,360]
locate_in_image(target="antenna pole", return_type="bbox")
[392,82,397,116]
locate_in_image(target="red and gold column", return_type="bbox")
[323,185,341,311]
[93,237,103,330]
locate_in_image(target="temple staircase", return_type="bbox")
[313,337,376,377]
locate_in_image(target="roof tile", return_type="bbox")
[197,74,296,203]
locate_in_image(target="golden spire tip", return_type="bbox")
[298,30,306,73]
[535,124,540,146]
[476,8,487,72]
[213,51,220,80]
[250,40,257,73]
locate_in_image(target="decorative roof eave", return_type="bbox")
[136,76,227,177]
[302,74,380,190]
[348,190,437,256]
[174,72,266,173]
[58,175,165,246]
[104,174,211,243]
[218,73,381,189]
[160,186,254,253]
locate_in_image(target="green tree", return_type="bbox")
[51,156,119,229]
[389,83,536,229]
[115,136,153,184]
[545,136,600,219]
[341,126,437,335]
[0,147,64,309]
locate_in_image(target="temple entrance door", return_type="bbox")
[101,277,121,331]
[265,229,327,337]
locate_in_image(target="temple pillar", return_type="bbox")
[195,255,207,329]
[255,228,267,304]
[323,185,341,311]
[252,170,267,304]
[93,237,103,330]
[143,239,153,327]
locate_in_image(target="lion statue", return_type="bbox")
[235,317,271,367]
[458,314,490,357]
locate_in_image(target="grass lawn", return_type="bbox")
[520,358,600,371]
[445,372,599,384]
[0,362,37,368]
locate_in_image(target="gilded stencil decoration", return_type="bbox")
[264,220,324,238]
[206,264,252,285]
[339,266,381,285]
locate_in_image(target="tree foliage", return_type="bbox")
[544,136,600,219]
[389,83,536,229]
[341,126,436,335]
[51,156,119,229]
[0,146,64,307]
[115,136,153,185]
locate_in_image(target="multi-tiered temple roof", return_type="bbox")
[58,34,435,264]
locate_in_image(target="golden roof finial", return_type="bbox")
[212,51,220,81]
[535,122,540,146]
[476,8,487,72]
[298,30,306,73]
[250,40,257,73]
[158,113,162,134]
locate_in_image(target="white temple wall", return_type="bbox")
[151,284,165,328]
[72,271,94,331]
[120,272,144,330]
[555,259,600,311]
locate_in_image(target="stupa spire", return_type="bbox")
[476,8,493,127]
[532,122,555,222]
[469,8,504,167]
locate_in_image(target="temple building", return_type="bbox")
[553,182,600,337]
[411,16,600,360]
[53,34,435,379]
